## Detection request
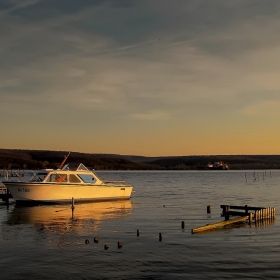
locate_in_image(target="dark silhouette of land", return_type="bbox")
[0,149,280,170]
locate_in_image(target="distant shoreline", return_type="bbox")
[0,149,280,170]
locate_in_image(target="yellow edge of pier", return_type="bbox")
[191,216,249,234]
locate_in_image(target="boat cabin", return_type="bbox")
[29,163,104,185]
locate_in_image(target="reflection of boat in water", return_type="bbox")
[6,200,133,232]
[3,163,133,204]
[196,161,229,170]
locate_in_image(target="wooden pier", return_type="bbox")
[0,186,12,200]
[192,204,276,234]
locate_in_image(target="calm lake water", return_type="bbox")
[0,170,280,279]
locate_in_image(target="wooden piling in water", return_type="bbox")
[249,213,253,225]
[254,207,276,223]
[192,205,276,234]
[71,197,75,210]
[6,190,9,207]
[221,205,276,224]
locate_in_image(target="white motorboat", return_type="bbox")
[3,163,133,204]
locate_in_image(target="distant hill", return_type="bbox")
[0,149,280,170]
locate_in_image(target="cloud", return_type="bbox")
[131,110,171,121]
[242,99,280,117]
[1,1,280,147]
[0,0,41,18]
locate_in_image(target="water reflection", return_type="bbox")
[5,200,133,234]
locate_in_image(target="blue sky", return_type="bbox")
[1,0,280,156]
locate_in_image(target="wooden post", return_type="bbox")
[255,210,259,221]
[71,208,74,220]
[181,221,185,229]
[223,205,230,220]
[249,213,253,225]
[6,189,9,207]
[71,197,75,210]
[221,205,225,216]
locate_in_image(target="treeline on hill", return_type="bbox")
[0,149,280,170]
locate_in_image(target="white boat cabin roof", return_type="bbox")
[31,163,104,184]
[61,163,90,172]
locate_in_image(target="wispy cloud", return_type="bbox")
[242,99,280,117]
[0,0,41,18]
[1,0,280,154]
[131,110,171,121]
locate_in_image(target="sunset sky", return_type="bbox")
[1,0,280,156]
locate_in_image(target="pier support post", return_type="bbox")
[71,197,75,210]
[6,189,9,208]
[181,221,185,229]
[71,197,75,220]
[249,213,253,225]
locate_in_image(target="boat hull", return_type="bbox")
[3,182,133,204]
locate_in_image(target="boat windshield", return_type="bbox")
[76,164,89,171]
[29,171,49,182]
[45,174,67,183]
[78,174,95,183]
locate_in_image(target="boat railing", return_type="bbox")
[31,171,70,183]
[29,170,44,182]
[3,169,24,182]
[1,169,24,177]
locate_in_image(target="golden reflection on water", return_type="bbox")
[7,200,133,235]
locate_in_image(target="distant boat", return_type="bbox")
[196,161,229,170]
[3,163,133,204]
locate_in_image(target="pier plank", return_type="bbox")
[220,205,265,211]
[221,211,250,217]
[192,216,249,234]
